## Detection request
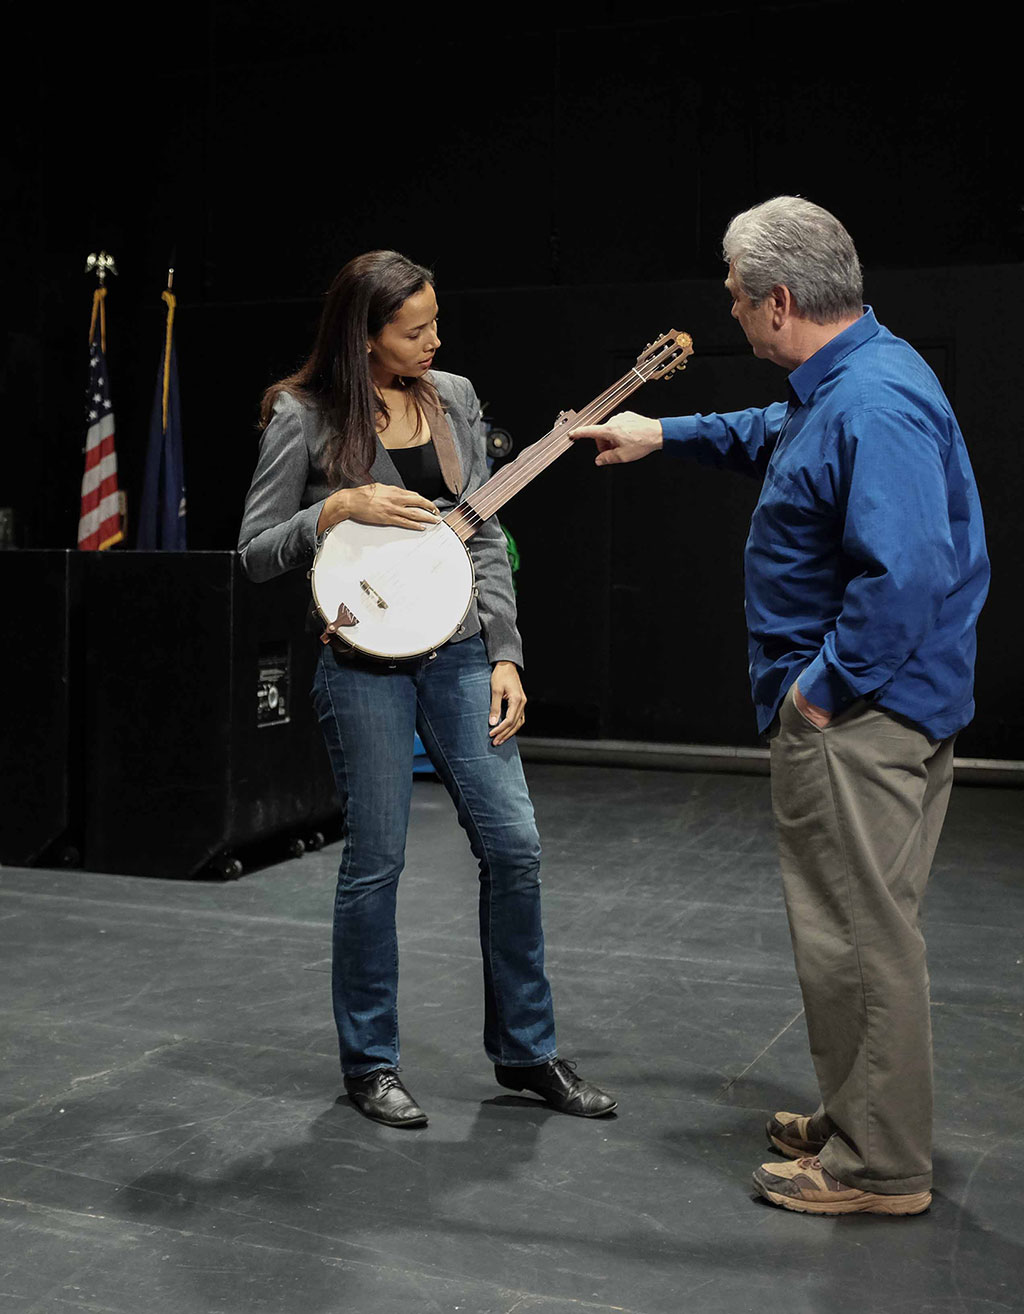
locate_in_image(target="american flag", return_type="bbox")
[77,333,123,550]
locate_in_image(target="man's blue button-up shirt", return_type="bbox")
[660,308,990,739]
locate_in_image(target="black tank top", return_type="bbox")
[387,439,445,502]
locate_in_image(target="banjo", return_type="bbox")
[312,329,693,661]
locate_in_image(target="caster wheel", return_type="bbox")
[307,831,325,851]
[286,837,306,858]
[209,855,243,880]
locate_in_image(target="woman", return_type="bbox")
[238,251,615,1128]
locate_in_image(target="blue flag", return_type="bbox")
[138,290,187,549]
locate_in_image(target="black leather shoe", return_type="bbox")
[343,1068,428,1128]
[494,1058,617,1117]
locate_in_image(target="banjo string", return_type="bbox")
[462,362,658,523]
[330,342,681,605]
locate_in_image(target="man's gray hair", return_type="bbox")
[723,196,863,325]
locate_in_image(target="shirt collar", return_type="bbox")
[787,306,879,405]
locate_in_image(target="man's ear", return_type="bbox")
[770,284,794,327]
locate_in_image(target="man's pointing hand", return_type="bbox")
[569,411,664,466]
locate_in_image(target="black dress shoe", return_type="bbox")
[343,1068,428,1127]
[494,1058,617,1117]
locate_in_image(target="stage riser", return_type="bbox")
[0,552,340,878]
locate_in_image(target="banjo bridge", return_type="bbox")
[360,579,388,610]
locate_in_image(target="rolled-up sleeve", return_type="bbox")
[238,398,327,582]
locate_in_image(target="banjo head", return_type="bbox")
[311,518,475,660]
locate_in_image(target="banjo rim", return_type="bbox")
[310,518,476,662]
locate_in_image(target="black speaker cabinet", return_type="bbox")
[0,550,87,866]
[79,552,340,878]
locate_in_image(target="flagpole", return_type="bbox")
[161,269,177,434]
[138,257,187,550]
[85,252,117,351]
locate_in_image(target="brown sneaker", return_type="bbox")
[752,1157,932,1216]
[765,1111,827,1160]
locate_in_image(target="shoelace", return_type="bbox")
[374,1070,403,1093]
[550,1058,580,1086]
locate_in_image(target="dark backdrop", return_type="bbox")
[4,2,1021,758]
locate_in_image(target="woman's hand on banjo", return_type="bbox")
[317,483,440,534]
[489,662,526,746]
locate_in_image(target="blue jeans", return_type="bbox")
[310,634,557,1076]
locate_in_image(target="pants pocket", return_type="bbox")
[786,682,825,732]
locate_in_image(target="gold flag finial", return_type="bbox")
[85,251,119,285]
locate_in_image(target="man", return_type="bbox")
[572,197,989,1216]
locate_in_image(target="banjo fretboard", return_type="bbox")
[445,330,692,543]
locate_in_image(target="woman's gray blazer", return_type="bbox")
[237,369,524,666]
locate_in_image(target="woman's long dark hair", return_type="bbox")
[260,250,439,484]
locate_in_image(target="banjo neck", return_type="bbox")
[444,329,693,543]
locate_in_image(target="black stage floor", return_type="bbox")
[1,765,1022,1313]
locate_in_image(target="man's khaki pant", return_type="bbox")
[769,683,956,1194]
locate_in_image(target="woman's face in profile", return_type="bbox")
[368,283,441,385]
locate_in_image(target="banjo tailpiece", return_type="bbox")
[319,602,360,645]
